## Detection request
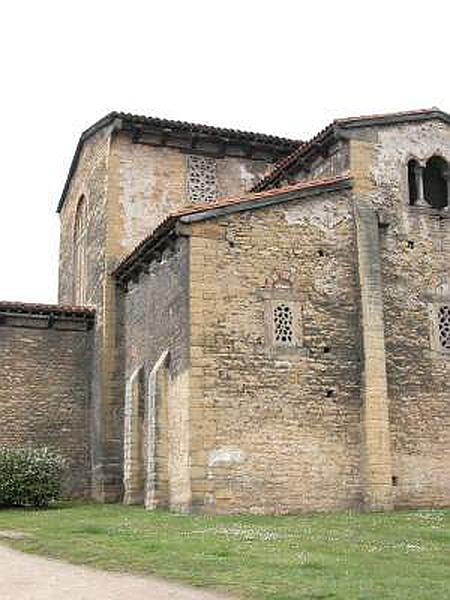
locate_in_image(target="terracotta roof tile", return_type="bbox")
[113,111,299,147]
[173,174,350,218]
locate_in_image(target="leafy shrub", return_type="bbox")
[0,447,66,507]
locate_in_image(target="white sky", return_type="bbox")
[1,0,449,303]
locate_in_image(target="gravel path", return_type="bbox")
[0,544,231,600]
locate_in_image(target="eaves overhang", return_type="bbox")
[0,301,95,330]
[57,112,300,213]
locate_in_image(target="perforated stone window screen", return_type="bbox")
[438,305,450,350]
[187,155,218,203]
[273,303,294,345]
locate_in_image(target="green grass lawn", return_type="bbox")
[0,504,449,599]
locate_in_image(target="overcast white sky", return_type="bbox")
[1,0,449,303]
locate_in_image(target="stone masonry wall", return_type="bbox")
[57,126,273,502]
[356,120,450,508]
[0,315,93,496]
[58,126,123,500]
[122,237,191,511]
[188,188,363,514]
[111,132,271,265]
[290,140,350,185]
[58,128,110,306]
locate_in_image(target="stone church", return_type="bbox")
[1,108,449,514]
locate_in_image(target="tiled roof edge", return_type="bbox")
[113,174,352,284]
[114,111,299,146]
[56,111,300,213]
[251,107,450,193]
[336,107,450,129]
[57,113,119,213]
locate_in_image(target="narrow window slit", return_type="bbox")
[408,159,419,205]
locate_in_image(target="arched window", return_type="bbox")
[407,159,419,205]
[423,156,448,209]
[74,195,88,304]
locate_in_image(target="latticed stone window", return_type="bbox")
[273,303,294,345]
[187,155,218,203]
[260,271,307,356]
[437,305,450,350]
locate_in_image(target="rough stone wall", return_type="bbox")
[58,129,110,305]
[188,189,363,514]
[57,126,273,502]
[111,132,271,263]
[290,140,350,185]
[58,125,127,500]
[122,237,191,511]
[351,120,450,508]
[0,316,93,496]
[58,126,123,500]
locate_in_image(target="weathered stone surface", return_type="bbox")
[0,314,93,496]
[3,112,450,513]
[57,126,275,502]
[356,121,450,508]
[187,190,363,514]
[121,238,191,512]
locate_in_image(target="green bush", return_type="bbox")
[0,447,66,507]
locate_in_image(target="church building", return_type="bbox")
[0,108,449,514]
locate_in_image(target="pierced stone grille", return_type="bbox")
[187,155,218,203]
[274,303,294,345]
[438,305,450,350]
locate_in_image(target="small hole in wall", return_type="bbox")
[392,476,398,487]
[407,240,415,249]
[228,240,235,248]
[318,249,325,257]
[323,346,331,354]
[326,389,334,398]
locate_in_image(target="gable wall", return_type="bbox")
[290,140,350,185]
[188,189,363,514]
[58,129,111,306]
[109,132,272,267]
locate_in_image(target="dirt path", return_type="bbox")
[0,544,231,600]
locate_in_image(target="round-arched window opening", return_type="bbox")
[423,156,448,209]
[74,195,87,242]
